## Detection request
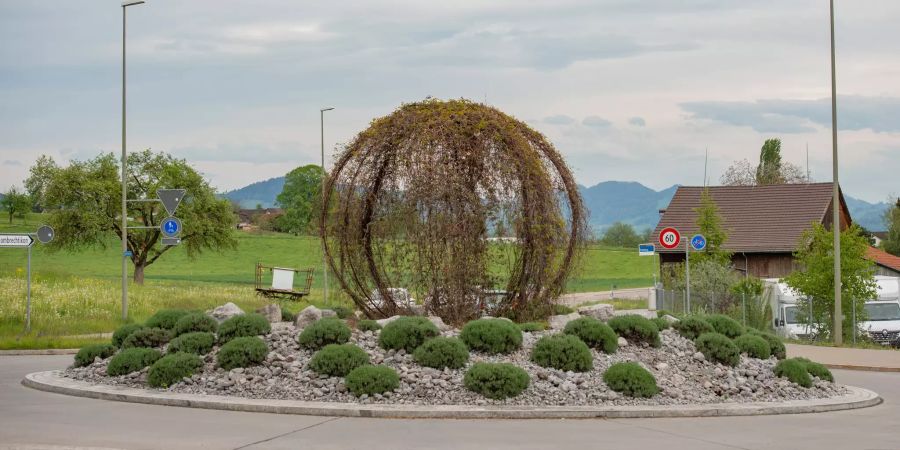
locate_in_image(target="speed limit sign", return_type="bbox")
[658,227,681,249]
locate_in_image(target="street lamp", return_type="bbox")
[829,0,842,345]
[121,0,145,321]
[320,107,334,305]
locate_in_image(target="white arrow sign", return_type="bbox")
[0,234,35,248]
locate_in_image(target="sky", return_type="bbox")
[1,0,898,203]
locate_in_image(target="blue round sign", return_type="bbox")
[161,217,182,238]
[690,234,707,251]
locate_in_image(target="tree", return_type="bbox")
[720,139,808,186]
[693,189,731,265]
[276,164,325,235]
[600,222,641,248]
[24,155,58,212]
[756,138,783,185]
[785,224,876,341]
[1,187,32,224]
[29,150,236,284]
[883,197,900,256]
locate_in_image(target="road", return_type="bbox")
[1,355,898,450]
[557,287,650,307]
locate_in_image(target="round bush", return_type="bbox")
[695,332,740,366]
[704,314,745,339]
[357,319,382,332]
[517,322,545,332]
[650,317,671,330]
[413,337,469,369]
[281,309,297,323]
[607,314,660,347]
[122,327,171,349]
[107,347,162,376]
[563,317,618,354]
[112,323,145,348]
[74,343,116,368]
[148,352,203,388]
[733,334,771,359]
[464,362,530,399]
[172,312,218,337]
[217,313,271,344]
[345,365,400,396]
[145,309,191,330]
[167,331,215,355]
[378,316,440,353]
[331,306,353,319]
[603,362,659,398]
[216,336,268,370]
[530,334,593,372]
[298,317,352,349]
[308,344,370,376]
[795,357,834,382]
[553,304,575,315]
[748,329,786,359]
[673,316,715,340]
[460,319,522,354]
[774,358,813,388]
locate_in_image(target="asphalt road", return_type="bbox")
[1,355,898,450]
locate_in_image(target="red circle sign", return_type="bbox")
[658,227,681,249]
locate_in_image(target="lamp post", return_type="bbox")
[121,0,145,321]
[320,107,334,305]
[829,0,842,345]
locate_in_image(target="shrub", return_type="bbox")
[378,316,439,352]
[357,319,382,332]
[145,309,191,330]
[112,323,145,348]
[308,344,370,376]
[530,334,593,372]
[281,308,297,323]
[650,317,671,330]
[464,362,530,399]
[217,336,268,370]
[122,327,171,349]
[172,312,218,337]
[563,317,618,354]
[345,365,400,396]
[460,319,522,354]
[413,337,469,369]
[553,304,575,315]
[747,329,786,359]
[607,315,660,347]
[603,362,659,398]
[107,348,162,376]
[74,343,116,368]
[673,316,714,340]
[656,309,676,319]
[217,313,271,344]
[704,314,745,339]
[516,322,545,332]
[774,358,813,388]
[795,357,834,382]
[298,317,352,349]
[148,352,203,388]
[695,332,740,367]
[167,331,216,355]
[733,334,771,359]
[331,306,353,319]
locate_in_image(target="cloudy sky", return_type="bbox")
[1,0,898,202]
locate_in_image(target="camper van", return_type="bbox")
[765,280,815,339]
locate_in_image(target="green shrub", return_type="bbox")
[145,309,191,330]
[172,312,218,337]
[298,317,352,349]
[167,332,216,355]
[217,313,271,344]
[774,358,813,388]
[563,317,618,354]
[650,317,671,330]
[217,336,268,370]
[656,309,676,319]
[308,344,370,376]
[464,362,530,399]
[673,316,714,340]
[378,316,439,352]
[553,304,575,315]
[705,314,745,339]
[530,334,593,372]
[516,322,546,332]
[281,308,297,323]
[413,337,469,369]
[607,315,660,347]
[733,334,771,359]
[460,319,522,354]
[345,365,400,396]
[331,306,353,319]
[357,319,382,332]
[107,348,162,376]
[74,343,117,368]
[748,329,786,359]
[147,352,203,388]
[122,327,171,349]
[795,357,834,382]
[603,362,659,398]
[112,323,145,348]
[695,332,740,367]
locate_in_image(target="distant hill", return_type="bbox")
[844,196,890,232]
[221,177,285,209]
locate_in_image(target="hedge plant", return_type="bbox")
[357,320,382,332]
[413,337,469,369]
[107,348,162,376]
[733,334,771,359]
[345,365,400,396]
[517,322,546,332]
[148,352,203,388]
[695,332,740,367]
[704,314,745,339]
[748,329,786,359]
[650,317,671,330]
[167,331,216,355]
[112,323,145,348]
[74,343,117,368]
[145,309,191,330]
[331,306,353,320]
[563,317,618,354]
[298,317,352,349]
[774,358,813,388]
[673,316,714,340]
[603,362,658,398]
[281,309,297,323]
[795,357,834,382]
[308,344,370,377]
[217,336,269,371]
[460,319,522,354]
[463,362,530,399]
[217,313,271,344]
[607,314,661,347]
[122,327,171,349]
[378,316,439,353]
[530,334,593,372]
[172,312,218,337]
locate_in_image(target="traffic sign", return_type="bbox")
[157,189,186,216]
[638,243,655,256]
[161,237,181,246]
[690,234,707,251]
[658,227,680,249]
[0,234,34,248]
[36,225,54,244]
[161,217,182,238]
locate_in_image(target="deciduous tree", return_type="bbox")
[883,198,900,256]
[600,222,641,248]
[1,187,32,224]
[276,164,325,235]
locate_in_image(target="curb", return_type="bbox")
[22,370,882,419]
[822,363,900,373]
[0,349,79,356]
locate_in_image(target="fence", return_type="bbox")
[655,287,773,331]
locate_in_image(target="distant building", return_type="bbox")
[872,231,888,247]
[866,246,900,277]
[236,208,284,230]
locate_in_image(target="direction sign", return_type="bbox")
[161,217,182,238]
[638,243,655,256]
[0,234,34,248]
[690,234,707,251]
[658,227,680,249]
[157,189,186,216]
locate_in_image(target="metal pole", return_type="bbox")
[742,292,746,326]
[852,297,857,345]
[830,0,842,345]
[320,107,333,306]
[26,244,31,332]
[685,239,691,313]
[121,4,128,321]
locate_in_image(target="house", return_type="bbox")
[236,208,284,230]
[872,231,888,247]
[866,246,900,277]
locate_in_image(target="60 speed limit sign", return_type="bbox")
[658,227,681,249]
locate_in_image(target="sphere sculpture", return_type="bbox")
[321,99,586,324]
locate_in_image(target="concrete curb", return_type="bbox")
[822,363,900,373]
[0,349,79,356]
[22,370,882,419]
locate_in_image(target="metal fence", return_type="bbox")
[655,287,772,331]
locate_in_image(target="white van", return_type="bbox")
[765,280,816,339]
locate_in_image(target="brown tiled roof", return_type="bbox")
[652,183,848,253]
[867,246,900,272]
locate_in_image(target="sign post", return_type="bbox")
[1,225,54,332]
[685,234,707,314]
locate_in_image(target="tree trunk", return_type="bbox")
[134,264,145,285]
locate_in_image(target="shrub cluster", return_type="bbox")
[112,323,145,348]
[553,304,576,315]
[107,348,162,376]
[345,365,400,396]
[747,329,786,359]
[122,327,171,349]
[145,309,191,330]
[217,313,271,344]
[695,332,740,366]
[563,317,618,354]
[172,312,218,337]
[704,314,745,339]
[217,336,269,370]
[281,308,297,323]
[733,334,771,359]
[794,357,834,382]
[148,352,203,388]
[464,362,530,399]
[298,317,352,349]
[608,315,660,347]
[603,362,659,398]
[650,317,671,330]
[413,337,469,369]
[74,343,117,368]
[673,316,714,340]
[774,358,813,388]
[357,319,382,332]
[378,316,439,352]
[331,306,353,320]
[308,344,370,377]
[167,331,216,355]
[516,322,545,332]
[460,319,522,354]
[530,334,593,372]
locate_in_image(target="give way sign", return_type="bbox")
[658,227,681,249]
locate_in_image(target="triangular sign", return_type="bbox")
[157,189,187,216]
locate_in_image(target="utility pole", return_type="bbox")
[830,0,842,345]
[320,107,334,306]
